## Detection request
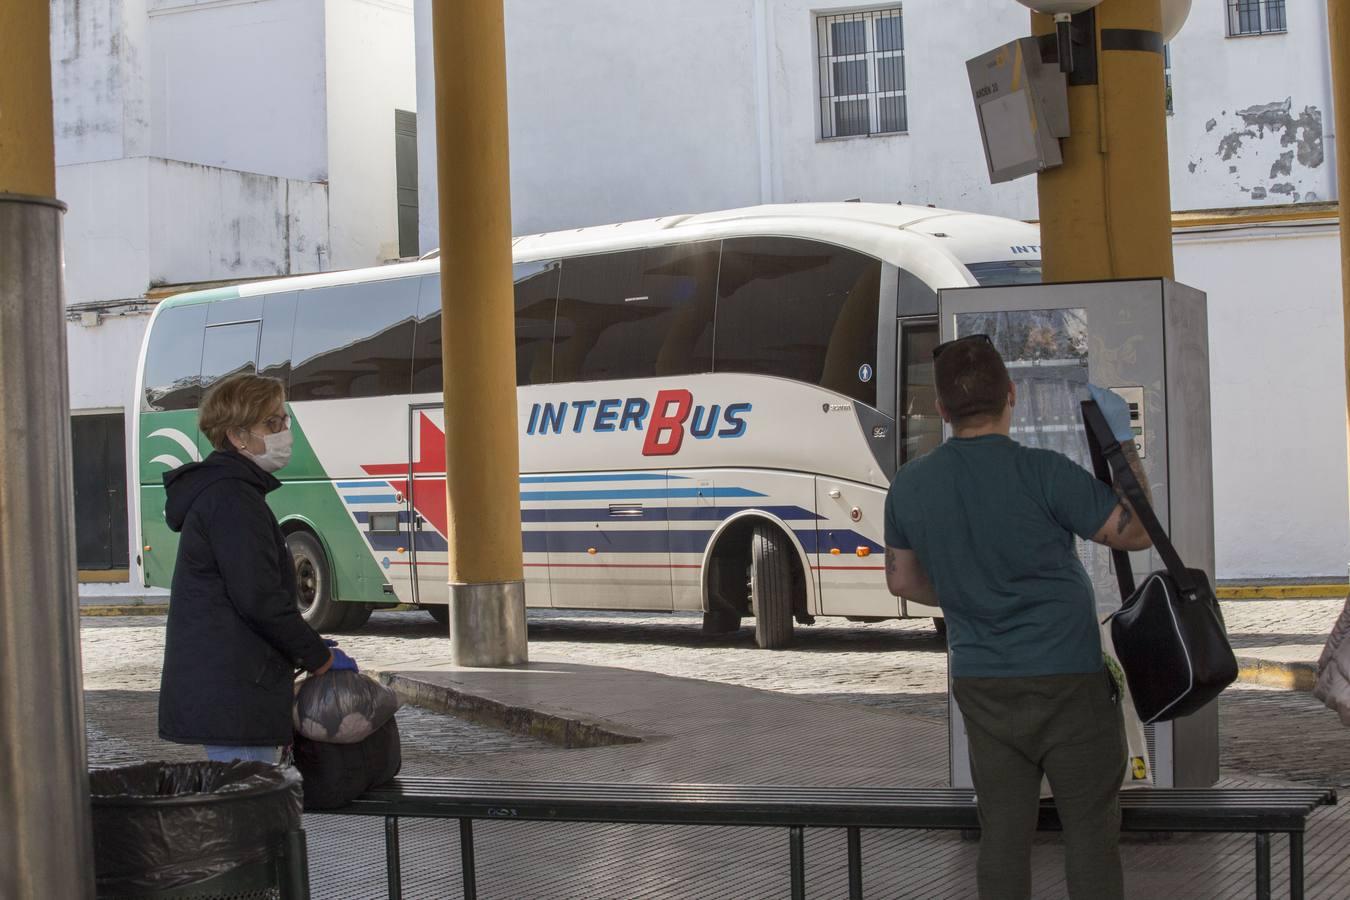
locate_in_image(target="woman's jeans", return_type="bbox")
[204,745,280,763]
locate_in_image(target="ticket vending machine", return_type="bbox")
[936,278,1218,789]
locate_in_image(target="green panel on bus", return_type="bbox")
[138,408,385,602]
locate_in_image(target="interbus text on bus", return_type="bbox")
[524,389,752,456]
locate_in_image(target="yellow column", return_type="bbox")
[0,2,95,897]
[431,0,528,665]
[1033,0,1175,282]
[0,1,56,195]
[1332,0,1350,522]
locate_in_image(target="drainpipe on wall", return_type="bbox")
[1330,0,1350,554]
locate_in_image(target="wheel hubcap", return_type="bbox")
[295,556,318,612]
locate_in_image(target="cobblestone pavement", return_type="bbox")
[83,600,1350,788]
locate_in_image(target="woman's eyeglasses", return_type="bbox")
[932,333,994,360]
[262,414,291,434]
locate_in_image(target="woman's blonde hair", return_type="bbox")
[199,374,286,450]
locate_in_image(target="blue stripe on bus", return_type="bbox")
[517,505,823,523]
[519,473,687,484]
[344,494,400,505]
[520,487,765,502]
[361,525,880,557]
[336,481,382,489]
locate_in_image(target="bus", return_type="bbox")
[134,202,1042,647]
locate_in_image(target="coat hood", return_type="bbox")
[163,450,280,532]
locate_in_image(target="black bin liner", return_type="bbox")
[90,761,303,895]
[293,716,401,810]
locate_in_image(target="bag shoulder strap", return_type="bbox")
[1080,400,1195,590]
[1082,407,1136,600]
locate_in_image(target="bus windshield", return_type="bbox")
[966,260,1042,286]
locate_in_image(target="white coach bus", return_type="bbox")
[135,202,1041,647]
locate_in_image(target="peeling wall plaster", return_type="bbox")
[1183,98,1325,204]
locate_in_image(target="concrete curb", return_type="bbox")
[1218,585,1347,601]
[376,670,644,750]
[80,604,169,617]
[1236,655,1318,692]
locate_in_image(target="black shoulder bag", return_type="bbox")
[1081,400,1237,724]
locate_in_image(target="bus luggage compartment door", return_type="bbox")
[813,479,896,618]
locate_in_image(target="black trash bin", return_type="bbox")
[89,761,310,900]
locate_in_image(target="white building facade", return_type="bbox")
[55,0,417,594]
[410,0,1344,582]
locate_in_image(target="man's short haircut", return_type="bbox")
[934,339,1012,427]
[199,374,286,450]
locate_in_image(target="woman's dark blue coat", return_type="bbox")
[158,450,330,747]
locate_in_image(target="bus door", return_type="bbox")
[405,404,450,608]
[348,405,418,604]
[541,471,673,611]
[893,316,942,619]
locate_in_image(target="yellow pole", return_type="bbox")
[0,1,56,195]
[1033,0,1175,282]
[0,2,96,897]
[430,0,528,665]
[1331,0,1350,538]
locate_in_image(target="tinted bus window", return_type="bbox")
[200,322,259,389]
[290,278,420,401]
[715,238,881,407]
[553,242,718,383]
[411,262,562,393]
[142,304,207,411]
[257,291,298,383]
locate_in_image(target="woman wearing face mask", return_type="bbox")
[158,373,358,763]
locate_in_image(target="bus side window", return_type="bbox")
[714,238,881,408]
[411,263,562,393]
[290,278,420,401]
[553,242,718,384]
[142,304,207,412]
[258,292,298,386]
[200,321,260,390]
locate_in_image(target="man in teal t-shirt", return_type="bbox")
[883,335,1152,900]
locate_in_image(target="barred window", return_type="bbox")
[816,8,907,139]
[1227,0,1286,36]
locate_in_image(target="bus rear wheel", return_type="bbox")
[749,524,794,649]
[426,605,450,628]
[287,530,348,632]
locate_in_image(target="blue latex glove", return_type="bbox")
[328,647,359,673]
[1088,384,1134,444]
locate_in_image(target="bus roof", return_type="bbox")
[158,202,1040,310]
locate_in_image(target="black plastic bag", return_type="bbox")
[89,761,302,895]
[292,716,402,810]
[292,669,400,744]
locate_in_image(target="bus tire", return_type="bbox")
[749,524,794,649]
[286,530,346,632]
[426,605,451,628]
[339,602,372,631]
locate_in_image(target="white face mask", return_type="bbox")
[244,428,294,473]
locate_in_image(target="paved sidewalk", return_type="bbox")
[1221,597,1345,690]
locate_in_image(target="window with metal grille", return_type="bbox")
[1227,0,1286,36]
[816,8,907,139]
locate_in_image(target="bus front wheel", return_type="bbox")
[749,524,794,649]
[287,530,348,632]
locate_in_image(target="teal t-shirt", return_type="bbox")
[884,434,1120,679]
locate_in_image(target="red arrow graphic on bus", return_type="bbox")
[361,413,449,537]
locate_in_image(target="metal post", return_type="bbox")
[1032,0,1176,282]
[1289,831,1305,900]
[847,827,863,899]
[1329,0,1350,534]
[429,0,528,666]
[384,817,403,900]
[1255,832,1272,900]
[789,826,806,900]
[0,4,95,898]
[280,830,311,900]
[459,818,478,900]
